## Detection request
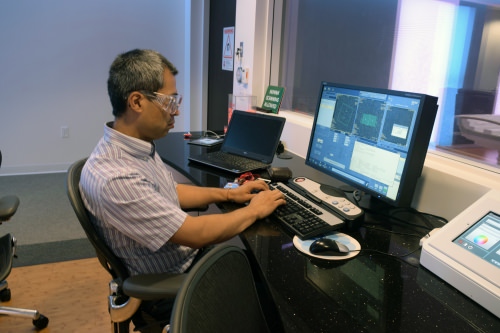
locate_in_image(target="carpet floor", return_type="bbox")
[13,238,95,267]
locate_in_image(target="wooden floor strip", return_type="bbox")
[0,258,121,332]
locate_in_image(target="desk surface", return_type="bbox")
[156,132,500,333]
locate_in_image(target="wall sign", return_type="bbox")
[222,27,234,71]
[261,85,285,114]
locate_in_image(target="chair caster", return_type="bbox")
[0,288,11,302]
[33,314,49,329]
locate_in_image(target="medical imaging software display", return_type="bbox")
[306,82,438,207]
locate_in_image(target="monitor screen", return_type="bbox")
[305,82,438,207]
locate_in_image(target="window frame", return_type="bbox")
[265,0,500,179]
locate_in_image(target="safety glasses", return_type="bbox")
[142,91,182,115]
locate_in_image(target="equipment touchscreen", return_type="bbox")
[452,211,500,269]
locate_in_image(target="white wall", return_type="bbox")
[0,0,206,175]
[232,0,257,97]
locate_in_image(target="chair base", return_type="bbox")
[0,234,49,329]
[0,306,49,329]
[0,280,11,301]
[0,305,40,319]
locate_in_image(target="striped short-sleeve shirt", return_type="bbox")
[79,122,197,276]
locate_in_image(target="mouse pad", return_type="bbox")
[293,232,361,261]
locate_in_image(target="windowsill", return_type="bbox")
[424,151,500,190]
[279,109,314,125]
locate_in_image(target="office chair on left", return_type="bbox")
[0,150,49,329]
[67,158,186,333]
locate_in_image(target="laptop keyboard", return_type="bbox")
[270,182,344,239]
[208,151,267,170]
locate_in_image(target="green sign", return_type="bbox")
[261,85,285,114]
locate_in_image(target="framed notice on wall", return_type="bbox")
[222,27,234,71]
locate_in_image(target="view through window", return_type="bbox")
[277,0,500,171]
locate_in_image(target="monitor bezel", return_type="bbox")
[305,81,438,208]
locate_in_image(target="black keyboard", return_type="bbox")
[208,151,267,170]
[270,182,345,239]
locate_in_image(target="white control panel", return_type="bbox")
[289,177,364,220]
[420,189,500,318]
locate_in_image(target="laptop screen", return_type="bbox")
[222,110,286,163]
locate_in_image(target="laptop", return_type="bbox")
[188,110,286,174]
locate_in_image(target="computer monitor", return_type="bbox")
[305,82,438,207]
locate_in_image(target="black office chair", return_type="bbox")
[0,150,49,329]
[66,158,186,333]
[167,244,284,333]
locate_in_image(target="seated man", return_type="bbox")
[79,49,286,332]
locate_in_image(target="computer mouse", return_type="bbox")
[309,238,350,256]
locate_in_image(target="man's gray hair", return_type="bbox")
[107,49,178,117]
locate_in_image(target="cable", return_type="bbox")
[357,247,422,267]
[336,245,422,268]
[302,179,445,244]
[327,181,448,230]
[203,130,222,138]
[361,224,424,239]
[361,206,446,232]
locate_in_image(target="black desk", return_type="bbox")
[156,132,500,333]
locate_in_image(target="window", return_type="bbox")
[274,0,500,171]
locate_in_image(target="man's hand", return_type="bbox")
[227,179,270,203]
[246,189,286,220]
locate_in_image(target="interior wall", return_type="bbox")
[0,0,196,175]
[233,0,257,98]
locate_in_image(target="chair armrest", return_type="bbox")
[123,273,186,300]
[0,196,20,222]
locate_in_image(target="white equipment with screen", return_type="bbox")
[420,189,500,318]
